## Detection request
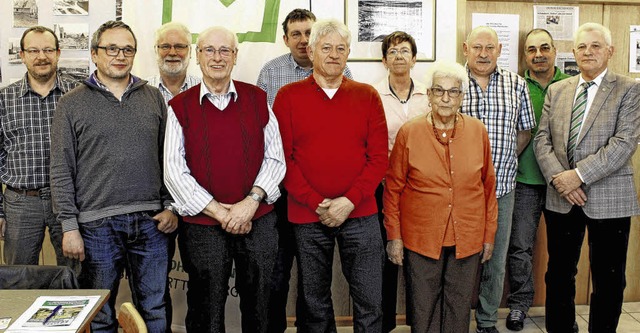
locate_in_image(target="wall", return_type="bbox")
[462,0,640,306]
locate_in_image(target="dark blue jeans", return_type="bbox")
[293,214,384,333]
[178,212,278,333]
[78,211,168,333]
[507,182,545,312]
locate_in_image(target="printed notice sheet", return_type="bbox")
[533,6,578,41]
[6,296,100,332]
[471,13,520,73]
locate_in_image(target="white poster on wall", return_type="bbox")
[556,52,579,76]
[471,13,520,73]
[629,26,640,73]
[533,6,578,41]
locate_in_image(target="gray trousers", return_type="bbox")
[405,247,480,333]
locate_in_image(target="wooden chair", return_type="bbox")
[118,302,147,333]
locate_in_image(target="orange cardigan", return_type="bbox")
[383,114,498,259]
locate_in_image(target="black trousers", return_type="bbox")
[544,206,630,333]
[375,184,400,332]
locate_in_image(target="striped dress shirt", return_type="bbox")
[146,74,201,105]
[164,80,286,216]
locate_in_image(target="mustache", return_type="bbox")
[532,57,548,64]
[33,60,51,66]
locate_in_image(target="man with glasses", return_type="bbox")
[273,19,387,332]
[256,9,353,332]
[164,26,285,332]
[505,29,570,331]
[147,21,200,332]
[0,26,79,269]
[535,22,640,333]
[461,26,535,333]
[50,20,177,333]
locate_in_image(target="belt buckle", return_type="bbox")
[37,187,51,199]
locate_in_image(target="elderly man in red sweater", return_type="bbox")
[273,19,388,333]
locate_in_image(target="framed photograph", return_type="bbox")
[345,0,436,62]
[54,23,89,50]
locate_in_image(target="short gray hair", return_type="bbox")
[424,61,469,93]
[309,19,351,51]
[197,26,238,50]
[574,22,612,47]
[155,21,192,45]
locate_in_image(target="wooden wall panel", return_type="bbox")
[603,4,640,78]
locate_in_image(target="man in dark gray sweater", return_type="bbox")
[50,20,177,333]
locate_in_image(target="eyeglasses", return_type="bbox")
[525,44,553,55]
[319,45,348,55]
[431,87,462,98]
[387,48,412,58]
[96,45,137,57]
[198,46,235,58]
[157,44,190,53]
[23,48,57,56]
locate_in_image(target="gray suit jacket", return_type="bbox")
[534,70,640,218]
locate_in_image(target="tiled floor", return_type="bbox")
[285,302,640,332]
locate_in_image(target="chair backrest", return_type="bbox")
[118,302,147,333]
[0,265,79,289]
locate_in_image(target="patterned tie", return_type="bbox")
[567,81,594,167]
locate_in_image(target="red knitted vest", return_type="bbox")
[169,81,273,225]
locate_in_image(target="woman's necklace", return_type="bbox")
[430,112,457,145]
[389,79,414,104]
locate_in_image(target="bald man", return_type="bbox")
[461,26,535,333]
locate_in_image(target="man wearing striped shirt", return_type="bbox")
[461,26,535,333]
[146,21,200,332]
[164,26,285,332]
[0,26,79,268]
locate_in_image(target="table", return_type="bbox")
[0,289,110,333]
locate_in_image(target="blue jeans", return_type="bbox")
[3,187,76,268]
[476,190,515,328]
[78,211,168,333]
[293,214,384,333]
[507,182,545,312]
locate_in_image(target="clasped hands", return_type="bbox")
[315,197,355,228]
[207,197,258,235]
[551,169,587,206]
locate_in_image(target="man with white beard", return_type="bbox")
[147,21,200,104]
[146,21,200,333]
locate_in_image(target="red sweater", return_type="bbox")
[169,82,273,225]
[273,76,388,223]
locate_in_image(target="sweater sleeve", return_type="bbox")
[50,95,81,233]
[273,87,325,211]
[343,88,388,207]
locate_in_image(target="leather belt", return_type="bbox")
[6,185,50,197]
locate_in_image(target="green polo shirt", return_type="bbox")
[517,67,571,185]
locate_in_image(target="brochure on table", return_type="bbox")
[6,296,101,332]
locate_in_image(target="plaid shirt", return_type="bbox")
[257,53,353,107]
[461,65,535,198]
[146,74,201,105]
[0,72,80,216]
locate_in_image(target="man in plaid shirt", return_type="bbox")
[0,26,80,267]
[461,26,535,333]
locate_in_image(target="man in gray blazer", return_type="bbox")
[534,22,640,333]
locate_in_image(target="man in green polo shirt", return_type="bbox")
[506,28,571,332]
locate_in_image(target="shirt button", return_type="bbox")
[449,188,452,191]
[448,204,452,207]
[450,155,453,158]
[450,171,454,174]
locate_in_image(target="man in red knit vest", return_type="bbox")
[273,19,388,332]
[163,26,286,333]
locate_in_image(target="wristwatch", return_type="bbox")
[247,191,264,203]
[164,205,177,214]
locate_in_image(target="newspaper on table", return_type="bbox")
[6,296,101,332]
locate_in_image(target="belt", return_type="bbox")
[6,185,50,197]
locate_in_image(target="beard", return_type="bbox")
[29,61,57,83]
[159,57,188,76]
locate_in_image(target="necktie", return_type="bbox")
[567,81,594,167]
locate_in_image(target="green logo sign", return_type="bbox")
[162,0,281,43]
